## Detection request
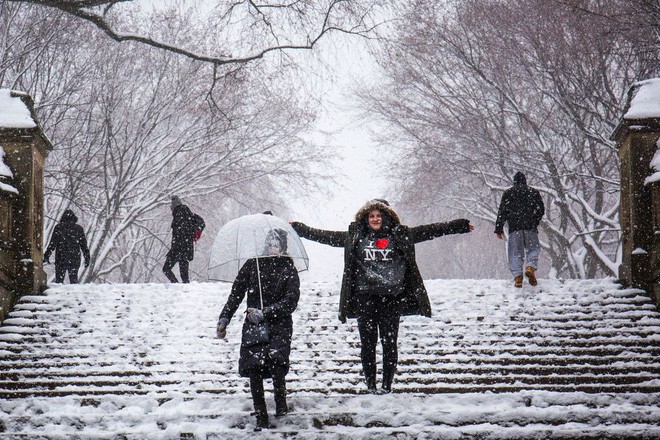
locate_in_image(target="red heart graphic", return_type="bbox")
[375,239,389,249]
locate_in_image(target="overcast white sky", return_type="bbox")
[143,0,389,232]
[287,37,390,281]
[291,33,389,221]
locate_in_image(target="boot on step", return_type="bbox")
[275,385,288,417]
[378,365,396,395]
[254,404,272,431]
[365,370,378,394]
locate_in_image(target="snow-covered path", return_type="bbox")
[0,278,659,439]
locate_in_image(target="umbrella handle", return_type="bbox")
[256,258,264,309]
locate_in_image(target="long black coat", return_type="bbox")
[169,205,201,262]
[219,256,300,378]
[44,210,90,269]
[291,217,470,323]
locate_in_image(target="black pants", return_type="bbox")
[162,251,189,283]
[355,293,401,390]
[249,370,287,414]
[55,264,79,284]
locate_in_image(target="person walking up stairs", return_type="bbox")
[494,172,545,288]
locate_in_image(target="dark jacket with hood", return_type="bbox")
[44,210,90,268]
[494,172,545,234]
[291,200,471,323]
[169,205,204,261]
[219,255,300,378]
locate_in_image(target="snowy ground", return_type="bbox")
[0,278,659,439]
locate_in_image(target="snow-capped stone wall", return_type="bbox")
[0,89,37,129]
[624,78,660,120]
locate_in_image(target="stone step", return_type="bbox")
[0,370,656,395]
[3,362,659,378]
[2,384,660,399]
[2,408,660,431]
[1,347,659,364]
[2,353,658,371]
[1,281,658,438]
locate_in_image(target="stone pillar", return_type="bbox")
[653,184,660,304]
[612,79,660,306]
[0,90,52,322]
[0,189,17,322]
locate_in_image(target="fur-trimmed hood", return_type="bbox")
[354,199,401,226]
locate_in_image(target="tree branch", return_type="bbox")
[16,0,370,66]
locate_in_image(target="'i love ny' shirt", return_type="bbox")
[354,231,406,296]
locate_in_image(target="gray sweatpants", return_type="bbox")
[507,230,540,277]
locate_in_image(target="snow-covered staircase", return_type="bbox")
[0,279,659,438]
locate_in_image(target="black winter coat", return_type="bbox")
[169,205,203,261]
[44,210,90,268]
[291,218,471,323]
[219,256,300,378]
[494,183,545,234]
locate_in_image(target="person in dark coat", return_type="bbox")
[163,196,204,283]
[44,209,90,284]
[291,199,473,394]
[494,172,545,288]
[216,228,300,431]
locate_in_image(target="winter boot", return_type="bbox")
[365,371,378,394]
[274,386,288,417]
[379,366,395,394]
[514,276,523,288]
[525,266,537,286]
[254,404,271,431]
[163,269,178,283]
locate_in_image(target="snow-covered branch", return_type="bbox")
[16,0,380,67]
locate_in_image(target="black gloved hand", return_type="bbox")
[246,308,264,324]
[216,317,229,339]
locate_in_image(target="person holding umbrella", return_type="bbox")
[291,199,473,394]
[215,223,301,431]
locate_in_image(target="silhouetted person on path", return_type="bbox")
[163,196,205,283]
[44,209,90,284]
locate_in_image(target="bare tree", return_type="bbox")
[8,0,383,69]
[363,0,658,278]
[49,40,330,283]
[1,3,334,283]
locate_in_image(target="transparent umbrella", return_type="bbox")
[208,213,309,282]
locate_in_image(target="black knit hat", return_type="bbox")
[171,196,183,208]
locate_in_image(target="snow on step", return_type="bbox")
[0,278,659,438]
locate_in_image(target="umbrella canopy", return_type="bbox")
[208,213,309,282]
